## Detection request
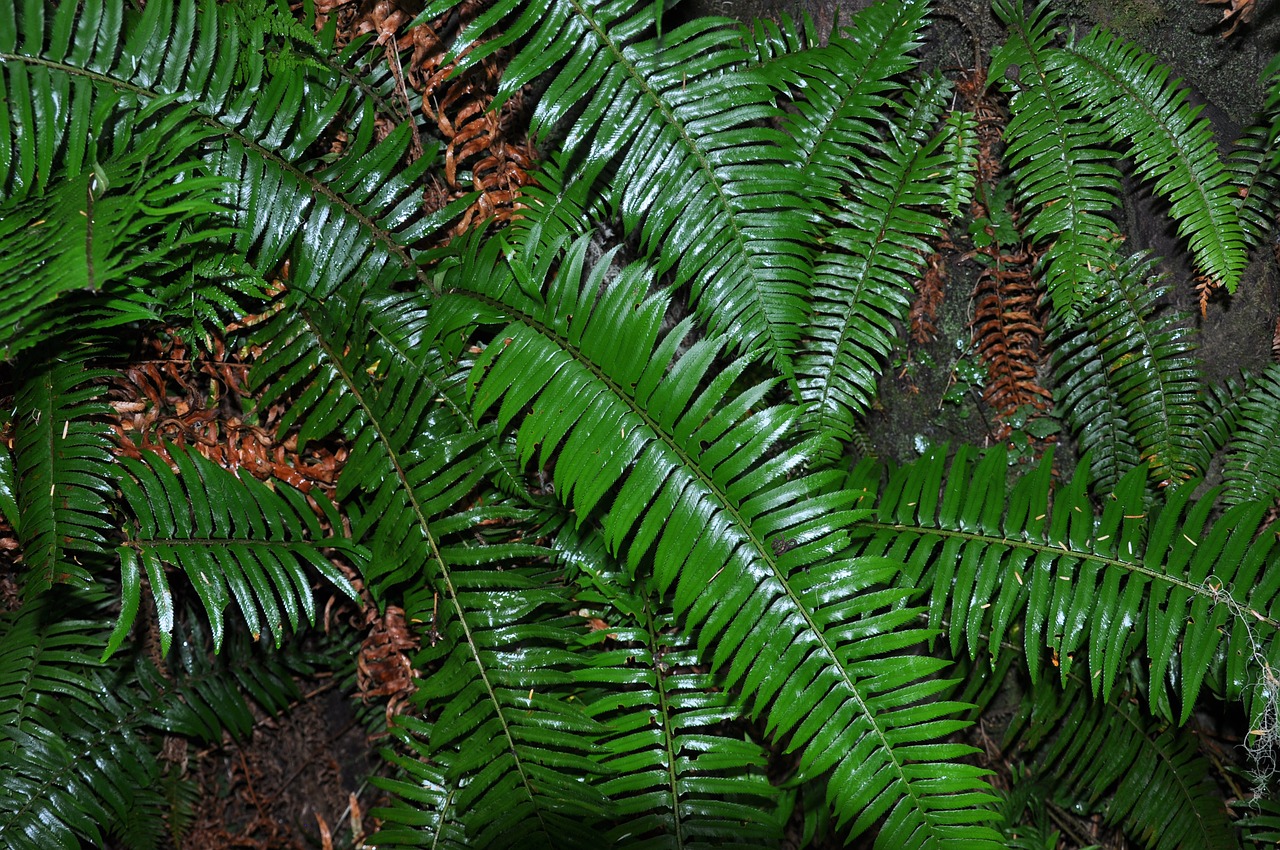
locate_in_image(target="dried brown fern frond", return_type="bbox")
[910,251,948,344]
[970,243,1053,442]
[305,0,538,233]
[397,1,538,233]
[107,332,344,497]
[953,64,1006,192]
[357,603,420,722]
[1194,273,1223,318]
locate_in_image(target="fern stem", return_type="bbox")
[862,518,1280,631]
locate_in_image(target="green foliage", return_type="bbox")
[1047,253,1204,491]
[989,0,1123,314]
[1223,363,1280,507]
[990,0,1249,313]
[113,444,362,655]
[10,352,116,599]
[3,0,1280,847]
[1006,682,1235,850]
[798,72,976,451]
[0,593,309,849]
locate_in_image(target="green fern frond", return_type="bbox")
[1238,794,1280,848]
[1,0,245,204]
[146,615,310,743]
[222,0,324,84]
[249,285,516,596]
[0,599,166,850]
[1222,364,1280,507]
[1190,374,1247,484]
[369,716,469,849]
[0,107,230,357]
[576,568,783,846]
[113,445,362,655]
[940,107,979,218]
[11,353,115,599]
[0,596,319,850]
[850,444,1280,724]
[586,622,782,846]
[1228,54,1280,249]
[3,0,455,328]
[434,0,818,374]
[1006,682,1236,850]
[995,768,1069,850]
[1047,253,1203,489]
[744,11,817,74]
[1229,122,1280,250]
[255,274,601,843]
[442,232,1002,847]
[799,75,972,452]
[777,0,931,201]
[990,0,1123,315]
[506,151,606,257]
[404,562,609,848]
[1048,25,1247,291]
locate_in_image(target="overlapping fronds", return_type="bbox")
[1229,53,1280,249]
[419,0,818,374]
[1047,21,1247,291]
[990,0,1123,315]
[1222,364,1280,506]
[577,573,783,846]
[436,232,1000,847]
[777,0,931,200]
[11,354,116,599]
[368,717,469,849]
[1048,253,1203,489]
[1006,683,1236,850]
[849,445,1280,724]
[0,596,318,850]
[399,561,608,849]
[0,601,167,850]
[798,75,976,450]
[7,0,1280,844]
[113,445,361,655]
[249,285,515,595]
[0,109,229,357]
[146,615,311,743]
[0,0,322,202]
[1,0,455,329]
[252,268,605,845]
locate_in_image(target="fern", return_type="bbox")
[850,444,1280,724]
[1047,253,1204,489]
[372,533,614,849]
[5,0,1280,844]
[990,0,1124,315]
[1222,364,1280,507]
[0,114,229,357]
[428,0,820,374]
[575,552,784,846]
[112,444,362,655]
[778,0,932,200]
[0,594,312,849]
[0,599,167,850]
[1006,681,1236,850]
[368,716,470,849]
[1228,53,1280,252]
[439,232,1001,846]
[11,352,116,599]
[798,74,975,450]
[1048,24,1247,291]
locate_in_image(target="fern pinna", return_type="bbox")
[2,0,1280,847]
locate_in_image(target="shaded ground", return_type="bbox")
[179,678,379,850]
